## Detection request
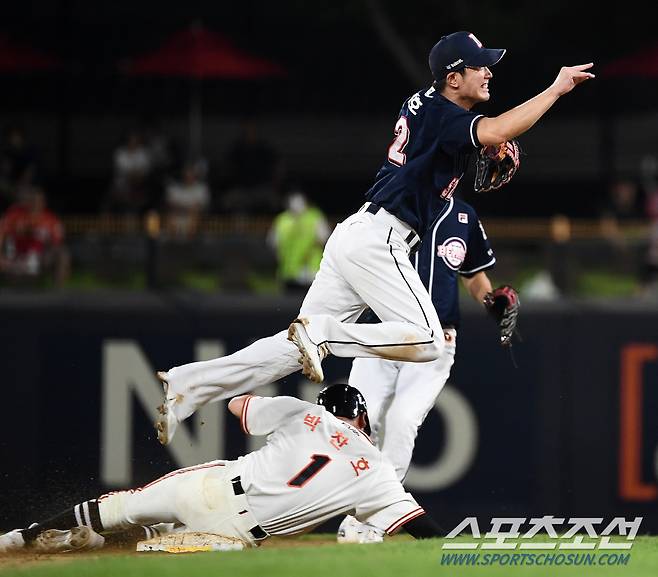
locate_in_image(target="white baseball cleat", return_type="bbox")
[155,371,179,446]
[287,319,328,383]
[33,526,105,553]
[337,515,384,544]
[0,529,26,553]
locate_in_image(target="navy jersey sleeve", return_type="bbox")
[459,214,496,277]
[434,102,483,155]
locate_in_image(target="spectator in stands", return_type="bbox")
[104,130,152,215]
[0,186,70,287]
[143,118,177,180]
[164,160,211,239]
[220,117,283,215]
[267,188,330,292]
[0,125,39,212]
[142,118,180,207]
[595,174,658,297]
[598,178,643,245]
[596,178,646,289]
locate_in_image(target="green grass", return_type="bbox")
[72,271,147,290]
[3,264,643,298]
[2,535,657,577]
[177,270,221,292]
[576,270,639,297]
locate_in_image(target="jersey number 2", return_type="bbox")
[387,116,410,167]
[287,454,331,488]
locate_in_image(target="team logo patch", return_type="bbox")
[458,212,468,224]
[437,237,467,270]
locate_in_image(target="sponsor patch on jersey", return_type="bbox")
[437,237,467,270]
[446,58,464,70]
[458,212,468,224]
[440,177,460,200]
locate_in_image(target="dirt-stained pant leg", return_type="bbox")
[164,227,369,422]
[301,212,444,362]
[164,211,443,422]
[347,357,400,443]
[165,329,300,421]
[349,330,456,481]
[97,461,260,546]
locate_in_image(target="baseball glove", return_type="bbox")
[483,285,520,346]
[474,139,521,193]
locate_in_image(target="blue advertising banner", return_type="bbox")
[1,295,657,534]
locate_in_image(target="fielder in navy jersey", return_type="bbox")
[338,196,504,543]
[154,31,594,447]
[413,196,495,327]
[366,83,482,239]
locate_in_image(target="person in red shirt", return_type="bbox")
[0,187,70,287]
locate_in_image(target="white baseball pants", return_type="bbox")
[97,460,264,547]
[348,328,457,481]
[165,206,445,422]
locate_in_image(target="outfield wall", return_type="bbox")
[1,293,657,533]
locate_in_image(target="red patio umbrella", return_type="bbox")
[0,33,61,72]
[602,41,658,78]
[597,42,658,183]
[120,24,286,157]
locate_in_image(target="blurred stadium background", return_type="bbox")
[2,0,658,539]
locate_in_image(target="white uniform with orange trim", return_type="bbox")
[96,396,424,545]
[239,396,423,536]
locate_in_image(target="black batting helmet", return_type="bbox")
[316,383,371,435]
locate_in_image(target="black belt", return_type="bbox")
[365,203,421,252]
[231,476,268,540]
[365,202,381,215]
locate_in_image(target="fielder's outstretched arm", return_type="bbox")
[476,63,595,145]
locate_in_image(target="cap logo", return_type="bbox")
[468,33,483,48]
[446,58,464,70]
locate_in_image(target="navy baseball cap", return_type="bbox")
[429,31,506,80]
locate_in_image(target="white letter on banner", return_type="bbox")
[101,340,225,486]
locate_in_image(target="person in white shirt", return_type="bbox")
[164,161,211,239]
[0,384,442,553]
[105,131,152,214]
